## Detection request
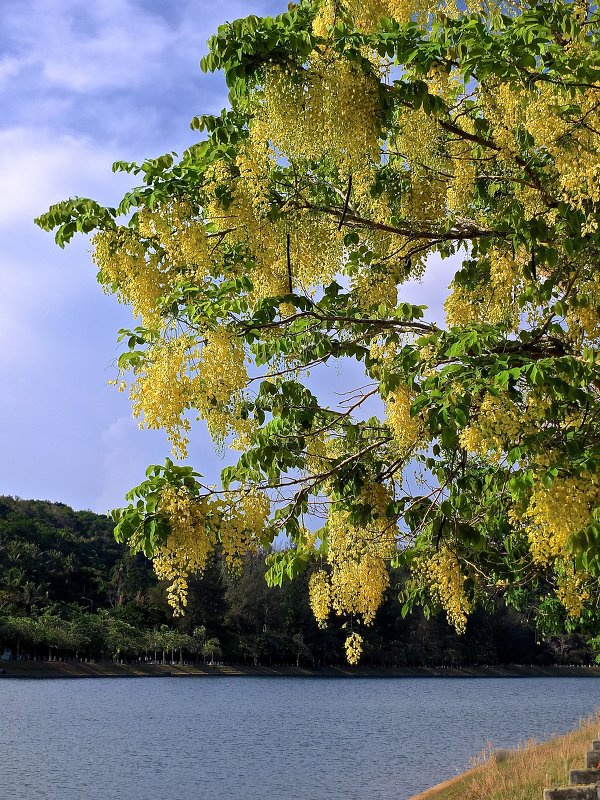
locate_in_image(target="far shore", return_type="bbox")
[2,661,600,680]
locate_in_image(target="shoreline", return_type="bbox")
[404,710,600,800]
[2,661,600,679]
[407,765,484,800]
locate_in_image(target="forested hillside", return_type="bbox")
[0,496,592,666]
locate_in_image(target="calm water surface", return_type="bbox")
[1,676,599,800]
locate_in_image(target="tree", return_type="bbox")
[146,627,163,662]
[239,633,265,667]
[38,613,88,660]
[155,624,174,664]
[103,615,144,662]
[191,624,207,657]
[291,632,312,667]
[0,615,43,659]
[202,637,223,664]
[37,0,600,664]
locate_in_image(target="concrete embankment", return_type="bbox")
[2,661,600,679]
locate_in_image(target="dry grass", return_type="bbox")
[410,710,600,800]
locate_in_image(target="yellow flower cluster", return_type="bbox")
[130,335,197,458]
[304,433,331,478]
[446,139,476,216]
[308,569,331,627]
[567,270,600,342]
[444,284,481,327]
[288,211,344,290]
[128,328,249,458]
[523,472,600,565]
[219,490,271,572]
[479,81,525,159]
[445,248,526,329]
[555,561,590,619]
[526,85,600,218]
[153,486,271,614]
[487,247,525,329]
[308,483,396,631]
[216,149,289,302]
[386,385,422,452]
[369,338,397,368]
[459,391,550,461]
[330,551,391,623]
[93,202,211,328]
[344,632,364,665]
[153,487,215,615]
[396,108,444,171]
[413,546,472,633]
[570,304,600,343]
[192,329,249,445]
[477,77,600,228]
[352,267,398,310]
[254,55,380,170]
[311,0,336,36]
[208,146,344,303]
[234,148,273,220]
[138,202,210,282]
[92,229,162,327]
[313,0,430,34]
[392,107,448,225]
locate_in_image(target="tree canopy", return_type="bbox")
[36,0,600,663]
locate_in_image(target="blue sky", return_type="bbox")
[0,0,452,513]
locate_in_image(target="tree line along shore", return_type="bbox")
[1,495,599,669]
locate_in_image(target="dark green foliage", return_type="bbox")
[0,496,591,666]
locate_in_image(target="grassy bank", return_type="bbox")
[2,661,600,679]
[409,711,600,800]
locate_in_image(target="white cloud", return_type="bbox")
[2,0,282,101]
[1,0,275,97]
[2,0,174,93]
[0,125,139,368]
[0,127,127,227]
[0,0,281,511]
[0,55,28,88]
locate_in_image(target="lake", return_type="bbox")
[1,676,598,799]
